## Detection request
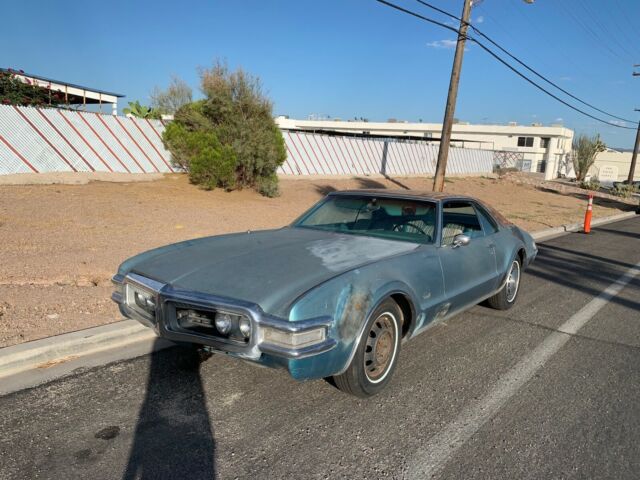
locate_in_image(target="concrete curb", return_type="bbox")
[0,320,157,379]
[530,211,637,241]
[0,210,637,392]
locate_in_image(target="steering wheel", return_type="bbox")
[393,220,428,236]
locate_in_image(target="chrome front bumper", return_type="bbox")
[112,273,337,360]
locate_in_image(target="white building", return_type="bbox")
[275,117,574,180]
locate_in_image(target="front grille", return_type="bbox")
[165,302,250,345]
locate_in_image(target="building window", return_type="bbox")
[541,137,550,149]
[517,136,534,147]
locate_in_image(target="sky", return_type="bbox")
[4,0,640,148]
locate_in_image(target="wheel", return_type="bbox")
[332,298,402,397]
[487,257,521,310]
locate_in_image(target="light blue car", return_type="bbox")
[112,190,537,397]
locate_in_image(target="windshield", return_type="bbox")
[293,195,437,244]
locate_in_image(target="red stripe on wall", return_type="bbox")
[0,134,38,172]
[114,116,160,172]
[145,119,164,141]
[36,109,94,172]
[286,132,314,175]
[293,132,320,175]
[310,134,335,175]
[96,114,145,173]
[58,110,113,172]
[129,119,174,172]
[13,106,77,172]
[362,138,379,173]
[301,133,326,174]
[320,135,345,174]
[76,113,130,173]
[284,141,302,174]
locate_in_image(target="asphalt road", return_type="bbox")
[1,217,639,480]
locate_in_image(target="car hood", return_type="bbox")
[121,227,418,315]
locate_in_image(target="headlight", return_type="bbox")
[238,317,252,338]
[214,312,233,334]
[262,327,326,348]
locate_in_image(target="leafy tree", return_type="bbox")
[0,68,60,107]
[572,133,606,182]
[163,61,286,197]
[150,76,192,115]
[123,100,160,119]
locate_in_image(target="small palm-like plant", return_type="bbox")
[123,100,158,119]
[572,134,606,182]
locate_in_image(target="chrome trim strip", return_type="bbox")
[259,315,332,333]
[126,272,166,293]
[259,338,337,359]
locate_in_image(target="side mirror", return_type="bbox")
[451,234,471,248]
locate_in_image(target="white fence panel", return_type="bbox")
[0,107,493,177]
[278,131,493,177]
[0,105,174,175]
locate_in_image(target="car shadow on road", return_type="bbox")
[123,341,216,480]
[527,245,640,312]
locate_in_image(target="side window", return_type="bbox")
[442,201,483,245]
[475,204,498,235]
[517,136,534,147]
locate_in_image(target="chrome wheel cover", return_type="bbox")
[506,260,521,303]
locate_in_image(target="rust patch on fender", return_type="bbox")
[337,286,373,340]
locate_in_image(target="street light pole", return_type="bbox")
[432,0,472,192]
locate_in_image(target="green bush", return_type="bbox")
[611,183,636,199]
[162,62,286,196]
[579,177,600,191]
[0,68,60,107]
[256,173,280,198]
[163,122,237,189]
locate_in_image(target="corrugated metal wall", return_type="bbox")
[279,130,493,176]
[0,105,493,177]
[0,105,173,174]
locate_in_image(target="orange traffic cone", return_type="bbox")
[584,193,593,234]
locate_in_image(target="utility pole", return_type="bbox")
[628,66,640,183]
[431,0,534,192]
[628,110,639,184]
[432,0,473,192]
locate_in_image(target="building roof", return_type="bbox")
[0,68,124,104]
[276,117,574,138]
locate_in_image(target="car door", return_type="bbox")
[437,200,498,313]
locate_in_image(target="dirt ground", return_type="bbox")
[0,173,634,347]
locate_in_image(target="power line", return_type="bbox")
[373,0,636,130]
[413,0,636,124]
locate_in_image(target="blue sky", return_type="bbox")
[4,0,640,147]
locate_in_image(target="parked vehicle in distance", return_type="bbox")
[112,190,537,397]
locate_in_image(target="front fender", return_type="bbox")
[283,265,421,380]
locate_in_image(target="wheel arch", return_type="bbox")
[334,283,418,376]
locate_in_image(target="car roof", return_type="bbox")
[328,189,514,226]
[328,189,474,203]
